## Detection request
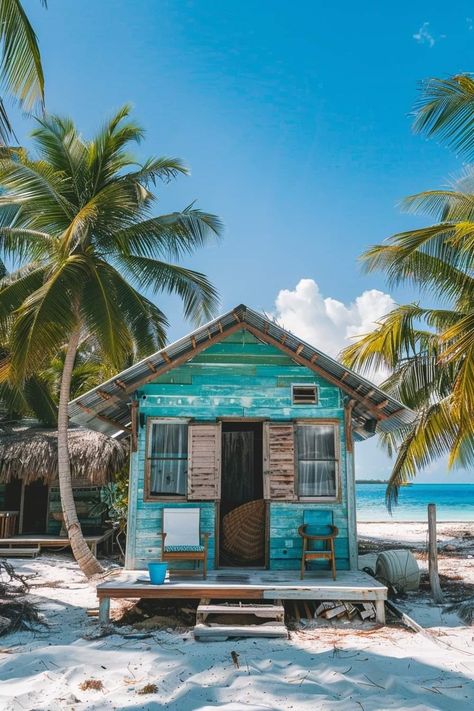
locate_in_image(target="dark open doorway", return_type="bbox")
[219,421,265,567]
[22,481,49,534]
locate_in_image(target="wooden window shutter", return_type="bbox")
[187,423,221,500]
[263,422,296,501]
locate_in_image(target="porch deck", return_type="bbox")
[97,568,387,624]
[0,529,114,556]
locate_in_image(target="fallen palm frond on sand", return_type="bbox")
[0,560,45,636]
[447,598,474,626]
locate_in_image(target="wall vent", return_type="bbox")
[292,384,318,405]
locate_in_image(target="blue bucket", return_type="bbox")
[148,561,167,585]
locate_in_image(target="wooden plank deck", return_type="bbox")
[0,529,114,556]
[97,569,387,624]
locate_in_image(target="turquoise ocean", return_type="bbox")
[356,483,474,522]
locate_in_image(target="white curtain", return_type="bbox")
[297,425,336,497]
[149,423,188,495]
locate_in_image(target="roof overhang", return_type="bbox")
[68,304,415,439]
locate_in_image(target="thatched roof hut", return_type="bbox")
[0,427,128,486]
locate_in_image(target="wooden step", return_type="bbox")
[0,546,40,558]
[194,622,288,641]
[194,598,287,640]
[196,601,285,623]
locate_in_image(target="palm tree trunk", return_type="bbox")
[57,325,104,577]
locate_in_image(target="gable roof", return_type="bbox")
[68,304,414,439]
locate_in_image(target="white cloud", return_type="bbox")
[273,278,395,381]
[467,17,473,31]
[413,22,436,47]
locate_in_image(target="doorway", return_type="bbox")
[219,421,265,567]
[22,481,49,534]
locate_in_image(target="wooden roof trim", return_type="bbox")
[77,402,131,433]
[120,322,246,395]
[76,317,401,426]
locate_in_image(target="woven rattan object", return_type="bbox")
[222,499,265,562]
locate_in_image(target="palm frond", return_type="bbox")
[0,0,45,142]
[92,264,168,354]
[113,206,223,260]
[127,156,189,187]
[31,115,88,203]
[0,263,46,321]
[116,254,219,324]
[1,108,220,387]
[8,256,88,379]
[385,399,459,509]
[0,226,53,265]
[340,304,438,373]
[413,75,474,160]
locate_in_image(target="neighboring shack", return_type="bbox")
[69,305,413,572]
[0,427,127,538]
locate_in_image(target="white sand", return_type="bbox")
[358,521,474,584]
[0,545,473,711]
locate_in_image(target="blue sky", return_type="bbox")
[19,1,474,483]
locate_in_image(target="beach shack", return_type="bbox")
[0,426,126,556]
[69,305,412,580]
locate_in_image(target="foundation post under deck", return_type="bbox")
[98,597,110,626]
[375,599,385,624]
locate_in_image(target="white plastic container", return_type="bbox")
[375,549,420,592]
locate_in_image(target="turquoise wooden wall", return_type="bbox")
[125,329,357,571]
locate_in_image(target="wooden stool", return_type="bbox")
[298,523,339,580]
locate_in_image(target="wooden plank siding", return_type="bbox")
[269,503,350,571]
[125,329,355,571]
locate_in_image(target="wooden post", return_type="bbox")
[130,400,138,453]
[98,597,111,626]
[374,599,386,625]
[428,503,444,603]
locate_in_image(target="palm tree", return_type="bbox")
[341,75,474,507]
[0,338,121,428]
[0,106,222,576]
[0,0,46,143]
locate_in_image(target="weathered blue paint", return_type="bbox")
[125,329,357,571]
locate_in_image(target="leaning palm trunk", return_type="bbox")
[57,326,103,577]
[0,108,221,577]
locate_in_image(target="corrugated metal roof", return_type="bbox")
[68,304,414,437]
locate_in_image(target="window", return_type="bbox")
[147,421,188,497]
[296,423,338,498]
[292,384,318,405]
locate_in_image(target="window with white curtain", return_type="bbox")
[147,421,188,496]
[296,423,338,497]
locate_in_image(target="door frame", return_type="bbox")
[216,417,268,569]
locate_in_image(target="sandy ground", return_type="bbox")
[0,525,473,711]
[358,521,474,600]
